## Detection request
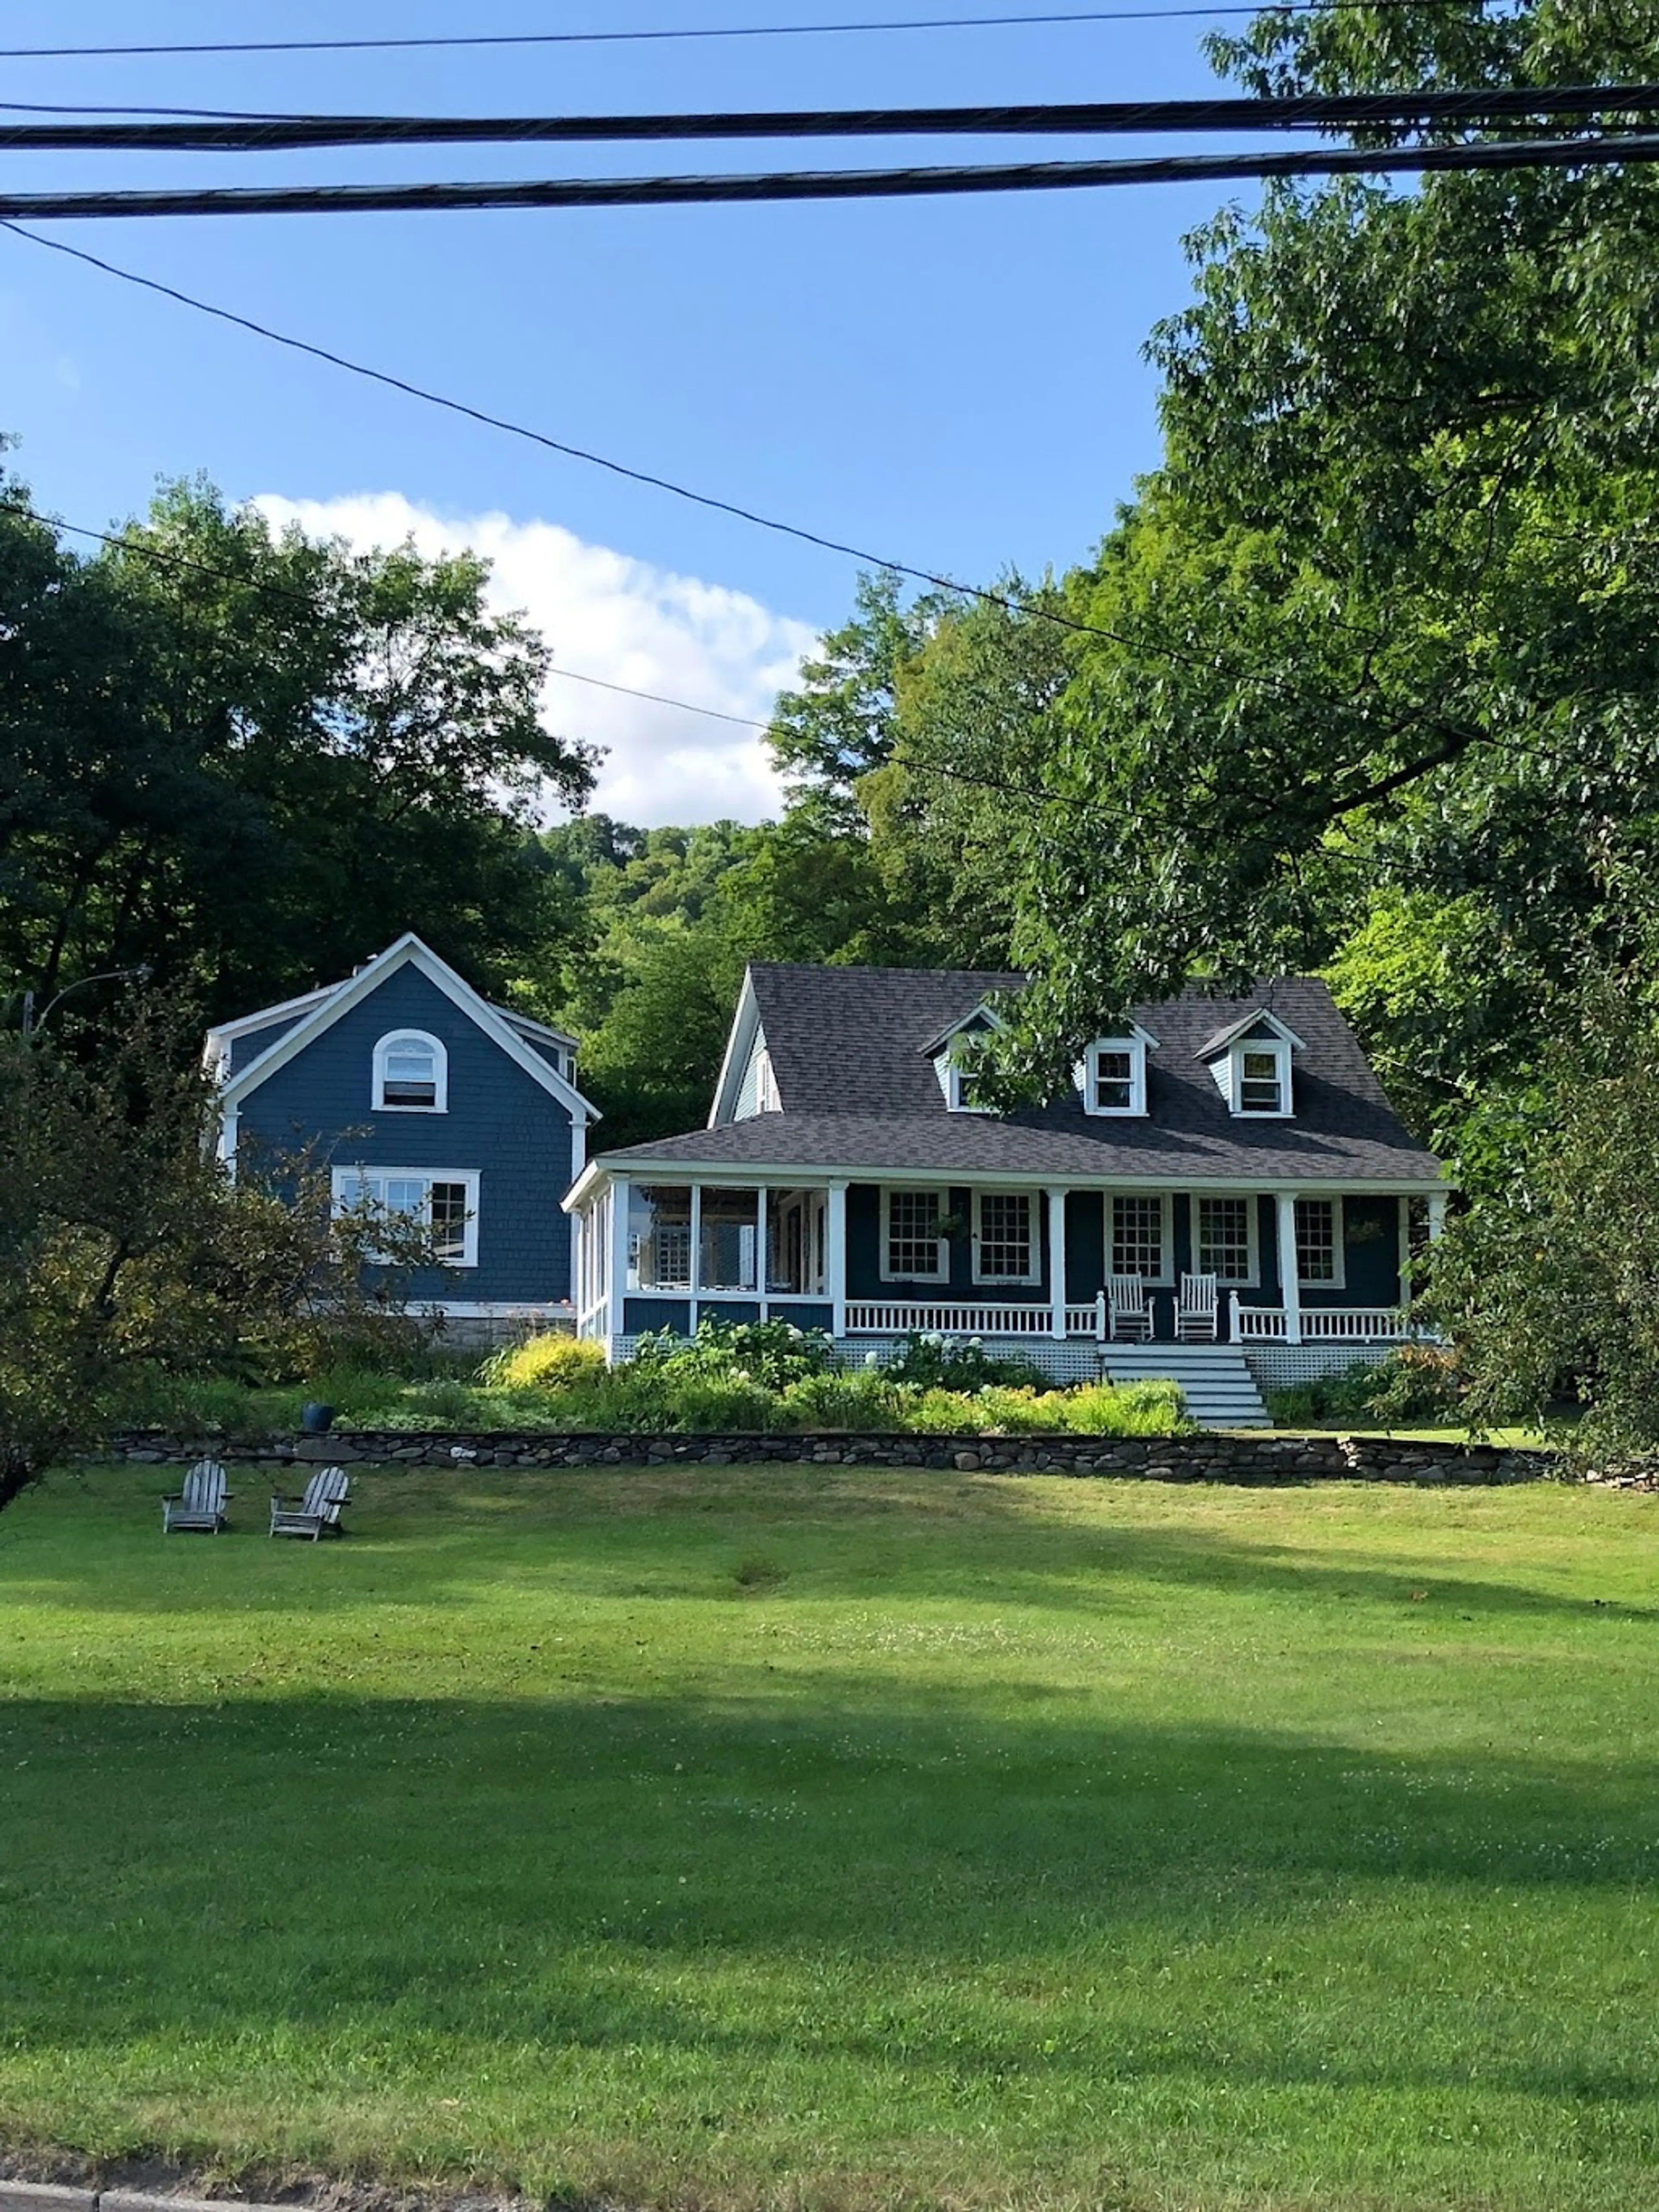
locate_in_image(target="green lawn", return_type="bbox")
[3,1465,1658,2212]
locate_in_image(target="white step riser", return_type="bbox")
[1096,1345,1270,1431]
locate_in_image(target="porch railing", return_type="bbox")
[844,1302,1056,1337]
[1234,1305,1415,1343]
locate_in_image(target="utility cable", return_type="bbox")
[0,131,1653,220]
[3,88,1651,152]
[0,2,1504,63]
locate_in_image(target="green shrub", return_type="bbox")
[481,1331,607,1389]
[1264,1349,1463,1429]
[632,1317,836,1391]
[880,1331,1049,1390]
[778,1369,903,1431]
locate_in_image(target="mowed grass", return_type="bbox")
[3,1467,1659,2212]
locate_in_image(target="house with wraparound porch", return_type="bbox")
[561,964,1448,1427]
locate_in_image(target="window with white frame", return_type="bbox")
[973,1190,1037,1282]
[332,1167,478,1266]
[372,1029,447,1112]
[882,1188,947,1281]
[1084,1036,1148,1116]
[1110,1194,1170,1281]
[1294,1197,1344,1286]
[1195,1194,1256,1283]
[1234,1039,1290,1115]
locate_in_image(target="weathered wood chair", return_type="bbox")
[1106,1274,1154,1342]
[269,1466,351,1540]
[1176,1273,1220,1343]
[162,1458,230,1534]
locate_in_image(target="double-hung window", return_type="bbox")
[1195,1194,1256,1284]
[332,1168,479,1267]
[1231,1039,1291,1115]
[1110,1194,1170,1282]
[1084,1037,1149,1116]
[973,1191,1037,1283]
[883,1189,947,1282]
[1294,1197,1343,1287]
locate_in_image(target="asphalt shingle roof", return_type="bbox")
[596,966,1441,1185]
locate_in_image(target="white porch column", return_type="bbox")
[827,1179,849,1339]
[607,1179,631,1349]
[1427,1190,1448,1242]
[688,1183,703,1334]
[758,1186,769,1320]
[1274,1190,1303,1348]
[1046,1186,1068,1339]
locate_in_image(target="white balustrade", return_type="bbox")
[843,1302,1055,1337]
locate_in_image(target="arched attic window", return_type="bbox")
[373,1029,447,1112]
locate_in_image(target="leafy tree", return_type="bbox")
[0,1001,439,1486]
[1426,973,1659,1461]
[981,0,1659,1116]
[0,471,594,1024]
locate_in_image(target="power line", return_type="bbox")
[0,2,1502,64]
[3,87,1652,153]
[0,218,1187,654]
[0,130,1650,220]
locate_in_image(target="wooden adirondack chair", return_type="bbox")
[1176,1272,1219,1343]
[162,1458,230,1534]
[269,1465,351,1540]
[1106,1274,1154,1342]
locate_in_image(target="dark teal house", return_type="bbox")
[209,934,597,1327]
[563,965,1449,1426]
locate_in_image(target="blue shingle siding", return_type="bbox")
[234,966,576,1305]
[227,1010,310,1074]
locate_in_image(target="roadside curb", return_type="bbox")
[1,2190,289,2212]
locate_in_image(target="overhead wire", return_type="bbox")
[0,131,1650,219]
[0,1,1505,62]
[3,87,1649,150]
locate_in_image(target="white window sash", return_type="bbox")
[331,1166,479,1268]
[372,1028,448,1114]
[1190,1192,1260,1286]
[1294,1195,1346,1289]
[971,1189,1039,1286]
[880,1188,949,1283]
[1107,1191,1174,1286]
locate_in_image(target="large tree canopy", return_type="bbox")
[950,0,1659,1130]
[0,470,594,1021]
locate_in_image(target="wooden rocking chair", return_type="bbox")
[1176,1273,1220,1343]
[1106,1274,1154,1342]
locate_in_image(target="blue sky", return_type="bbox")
[1,1,1258,821]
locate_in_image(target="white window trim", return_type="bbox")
[1294,1194,1346,1290]
[1106,1191,1175,1286]
[880,1187,950,1283]
[331,1166,480,1268]
[970,1188,1041,1286]
[372,1028,448,1114]
[1190,1191,1261,1287]
[935,1050,993,1114]
[1229,1037,1293,1119]
[754,1047,780,1115]
[1083,1036,1149,1117]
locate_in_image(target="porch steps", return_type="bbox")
[1097,1344,1270,1429]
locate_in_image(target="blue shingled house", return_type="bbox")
[561,964,1449,1426]
[208,933,597,1327]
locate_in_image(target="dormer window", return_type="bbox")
[1198,1009,1300,1118]
[924,1000,1007,1114]
[1235,1039,1291,1116]
[936,1049,989,1114]
[1083,1033,1151,1117]
[373,1029,447,1112]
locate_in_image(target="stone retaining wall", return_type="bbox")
[110,1428,1557,1484]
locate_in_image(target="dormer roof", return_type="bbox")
[1195,1007,1306,1060]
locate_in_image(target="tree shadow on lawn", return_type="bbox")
[6,1682,1659,2106]
[22,1462,1655,1629]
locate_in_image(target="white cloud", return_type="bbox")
[252,492,816,826]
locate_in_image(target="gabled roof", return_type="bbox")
[213,933,597,1121]
[1195,1006,1306,1059]
[588,966,1440,1190]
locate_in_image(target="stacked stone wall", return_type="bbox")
[109,1429,1557,1484]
